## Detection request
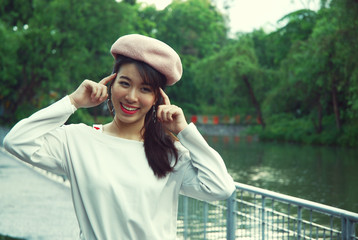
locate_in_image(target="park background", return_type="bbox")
[1,1,358,237]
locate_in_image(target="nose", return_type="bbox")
[125,88,138,103]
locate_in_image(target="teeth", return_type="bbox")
[122,104,138,111]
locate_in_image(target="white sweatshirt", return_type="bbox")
[3,96,236,240]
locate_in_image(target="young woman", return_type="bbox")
[4,34,235,240]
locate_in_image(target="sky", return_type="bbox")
[137,0,320,33]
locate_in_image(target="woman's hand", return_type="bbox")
[69,73,116,109]
[157,88,188,135]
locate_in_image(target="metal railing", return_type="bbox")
[177,182,358,240]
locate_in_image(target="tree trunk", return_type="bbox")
[11,67,40,115]
[332,76,341,131]
[314,94,323,134]
[242,75,266,128]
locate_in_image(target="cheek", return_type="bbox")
[111,87,125,99]
[141,94,156,107]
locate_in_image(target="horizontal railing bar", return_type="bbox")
[236,199,260,208]
[234,214,336,240]
[237,199,343,231]
[237,197,342,222]
[177,183,358,240]
[235,209,342,235]
[235,182,358,221]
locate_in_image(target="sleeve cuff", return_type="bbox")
[177,122,197,139]
[64,95,77,113]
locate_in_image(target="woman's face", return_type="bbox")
[111,63,156,126]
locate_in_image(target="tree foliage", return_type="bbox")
[192,35,274,128]
[260,0,358,146]
[155,0,228,111]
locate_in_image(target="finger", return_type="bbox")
[157,105,166,122]
[93,85,107,102]
[159,88,170,105]
[159,105,176,122]
[94,85,103,100]
[88,82,100,100]
[161,108,170,122]
[91,85,99,100]
[167,110,173,121]
[99,73,117,85]
[100,85,108,101]
[166,106,177,121]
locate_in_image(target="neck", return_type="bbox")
[106,116,145,141]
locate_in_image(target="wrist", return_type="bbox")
[175,122,189,135]
[69,94,80,109]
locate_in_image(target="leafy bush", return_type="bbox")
[249,113,357,147]
[338,123,358,147]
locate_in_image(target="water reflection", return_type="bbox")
[204,135,358,213]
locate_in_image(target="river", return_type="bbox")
[202,132,358,213]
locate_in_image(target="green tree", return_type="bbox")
[252,9,317,69]
[324,0,358,145]
[155,0,228,113]
[0,0,34,26]
[262,8,340,143]
[0,0,139,123]
[0,22,22,120]
[157,0,228,58]
[192,35,273,128]
[260,1,358,146]
[135,5,158,36]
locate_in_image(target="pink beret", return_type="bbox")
[110,34,182,86]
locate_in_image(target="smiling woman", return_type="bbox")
[3,34,235,240]
[110,63,156,126]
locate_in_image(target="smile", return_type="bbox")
[120,103,140,115]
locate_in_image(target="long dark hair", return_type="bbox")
[108,55,179,178]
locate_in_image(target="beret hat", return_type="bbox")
[110,34,182,86]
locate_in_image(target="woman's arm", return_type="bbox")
[3,74,116,175]
[156,89,235,201]
[3,96,76,175]
[177,123,236,202]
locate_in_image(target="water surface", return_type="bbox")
[204,135,358,213]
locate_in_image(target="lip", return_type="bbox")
[120,103,140,115]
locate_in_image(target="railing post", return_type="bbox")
[262,196,266,240]
[203,201,208,239]
[297,206,302,240]
[227,190,237,240]
[342,217,355,240]
[183,196,188,240]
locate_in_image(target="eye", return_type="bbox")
[141,86,153,93]
[119,81,130,87]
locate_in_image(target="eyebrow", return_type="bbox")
[119,75,132,81]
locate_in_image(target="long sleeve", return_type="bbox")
[3,96,76,175]
[177,123,236,202]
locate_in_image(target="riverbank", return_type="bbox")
[247,114,358,147]
[196,124,248,136]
